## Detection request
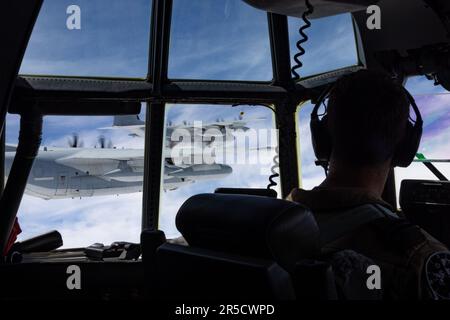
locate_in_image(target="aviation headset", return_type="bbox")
[310,80,423,168]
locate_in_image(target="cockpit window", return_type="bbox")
[159,104,279,238]
[297,77,450,204]
[168,0,272,81]
[288,13,359,78]
[297,102,326,190]
[395,76,450,207]
[405,75,449,95]
[5,110,146,248]
[20,0,152,78]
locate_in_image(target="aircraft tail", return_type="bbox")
[113,115,145,127]
[5,144,17,152]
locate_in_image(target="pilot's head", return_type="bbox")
[327,69,410,168]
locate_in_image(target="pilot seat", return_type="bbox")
[141,191,381,300]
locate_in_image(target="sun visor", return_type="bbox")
[243,0,378,19]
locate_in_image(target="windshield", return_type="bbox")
[20,0,151,78]
[395,76,450,207]
[5,111,146,248]
[288,13,359,78]
[296,76,450,207]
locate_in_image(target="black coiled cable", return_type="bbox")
[267,146,280,190]
[291,0,314,80]
[267,0,314,192]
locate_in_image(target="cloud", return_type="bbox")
[297,102,326,188]
[413,94,450,159]
[17,193,142,248]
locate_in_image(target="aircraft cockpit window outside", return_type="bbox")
[395,76,450,208]
[4,109,147,248]
[168,0,272,81]
[19,0,152,79]
[159,104,280,239]
[296,75,450,208]
[288,13,359,79]
[297,102,326,190]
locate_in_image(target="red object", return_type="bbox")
[3,218,22,256]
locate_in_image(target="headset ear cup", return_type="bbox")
[393,122,422,167]
[310,114,332,162]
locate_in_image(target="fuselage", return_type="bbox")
[4,147,232,200]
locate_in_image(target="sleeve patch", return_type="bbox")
[426,251,450,300]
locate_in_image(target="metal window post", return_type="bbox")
[142,0,172,231]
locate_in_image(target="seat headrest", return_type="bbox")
[215,187,278,198]
[176,193,320,271]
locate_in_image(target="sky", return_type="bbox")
[5,0,450,247]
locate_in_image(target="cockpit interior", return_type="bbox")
[0,0,449,304]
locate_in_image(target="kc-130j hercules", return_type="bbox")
[4,114,256,200]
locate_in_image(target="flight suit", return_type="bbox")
[287,187,449,300]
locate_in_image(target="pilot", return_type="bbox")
[287,70,449,299]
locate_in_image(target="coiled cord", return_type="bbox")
[267,146,280,190]
[291,0,314,80]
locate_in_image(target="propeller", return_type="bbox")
[67,133,84,148]
[96,135,114,149]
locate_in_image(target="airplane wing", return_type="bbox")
[58,149,143,161]
[100,114,266,138]
[54,149,144,176]
[174,116,266,131]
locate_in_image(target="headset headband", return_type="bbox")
[311,85,422,127]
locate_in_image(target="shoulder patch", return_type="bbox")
[425,251,450,300]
